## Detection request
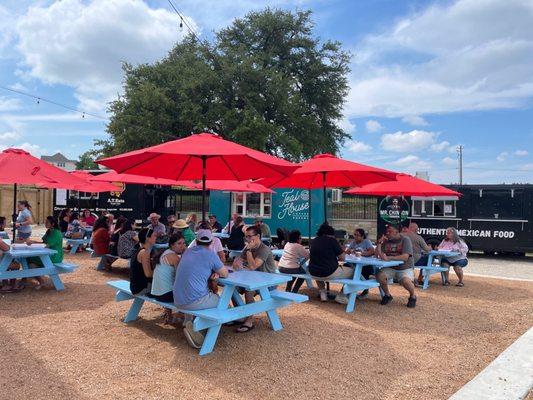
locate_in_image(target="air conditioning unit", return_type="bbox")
[332,189,343,203]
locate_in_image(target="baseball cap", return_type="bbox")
[196,229,213,244]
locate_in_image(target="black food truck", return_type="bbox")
[376,184,533,256]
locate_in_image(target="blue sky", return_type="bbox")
[0,0,532,184]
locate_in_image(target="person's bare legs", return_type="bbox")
[238,291,255,330]
[442,262,451,285]
[376,271,390,296]
[399,277,416,298]
[453,266,464,285]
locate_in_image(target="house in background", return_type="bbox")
[41,152,76,171]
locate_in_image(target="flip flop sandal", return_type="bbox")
[456,282,464,287]
[236,324,255,333]
[225,318,246,326]
[443,281,451,286]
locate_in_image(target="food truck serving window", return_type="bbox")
[69,190,100,200]
[232,193,272,218]
[411,197,456,217]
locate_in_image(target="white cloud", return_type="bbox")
[520,163,533,171]
[337,117,356,134]
[380,129,436,152]
[515,150,529,156]
[496,151,508,162]
[15,0,192,114]
[0,131,21,142]
[442,156,456,166]
[389,154,432,171]
[430,141,451,152]
[401,115,429,126]
[365,119,382,133]
[345,140,372,153]
[346,0,533,118]
[0,96,21,111]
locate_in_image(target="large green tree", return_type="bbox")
[100,9,351,161]
[76,150,99,170]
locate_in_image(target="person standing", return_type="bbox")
[15,200,33,242]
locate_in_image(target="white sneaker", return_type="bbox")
[319,290,328,302]
[335,293,348,305]
[183,320,204,349]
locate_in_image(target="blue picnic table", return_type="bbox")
[0,246,76,291]
[108,270,307,356]
[213,232,229,239]
[153,243,169,250]
[415,250,459,289]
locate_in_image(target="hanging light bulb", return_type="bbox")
[36,97,40,105]
[82,112,85,119]
[180,17,183,28]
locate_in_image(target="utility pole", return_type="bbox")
[457,145,463,185]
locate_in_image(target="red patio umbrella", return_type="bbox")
[344,174,461,197]
[91,171,188,186]
[260,153,398,225]
[97,133,298,220]
[0,148,90,239]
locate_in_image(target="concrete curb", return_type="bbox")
[449,327,533,399]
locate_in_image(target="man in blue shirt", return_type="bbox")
[173,229,228,349]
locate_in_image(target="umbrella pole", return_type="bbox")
[308,187,311,241]
[322,172,327,223]
[201,155,207,222]
[12,183,17,241]
[228,192,232,231]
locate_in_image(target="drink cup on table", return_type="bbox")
[355,250,362,258]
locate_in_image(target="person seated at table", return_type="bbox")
[254,218,271,239]
[401,222,432,285]
[188,222,226,263]
[130,228,157,295]
[208,214,223,233]
[117,220,138,259]
[0,216,6,232]
[105,213,115,234]
[278,230,310,293]
[151,233,187,324]
[438,227,469,287]
[108,216,127,256]
[64,212,84,240]
[222,213,239,234]
[80,209,96,227]
[91,216,114,271]
[0,236,18,293]
[173,229,228,349]
[375,224,417,308]
[26,215,63,290]
[166,214,177,235]
[232,225,277,333]
[185,213,198,232]
[172,219,195,246]
[308,223,350,303]
[148,213,166,237]
[227,216,246,250]
[58,209,70,235]
[345,228,375,300]
[15,200,33,243]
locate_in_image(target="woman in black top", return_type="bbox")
[308,223,350,302]
[129,228,157,295]
[109,216,127,256]
[227,216,245,250]
[58,208,70,234]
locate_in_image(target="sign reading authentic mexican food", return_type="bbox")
[379,196,409,224]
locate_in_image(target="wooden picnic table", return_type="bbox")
[108,269,307,356]
[415,250,459,289]
[0,245,76,291]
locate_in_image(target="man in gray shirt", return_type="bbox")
[402,222,432,285]
[375,224,417,308]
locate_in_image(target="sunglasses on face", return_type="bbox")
[245,234,257,239]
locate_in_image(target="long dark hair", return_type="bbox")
[46,216,59,231]
[69,212,79,223]
[288,230,301,243]
[93,216,109,231]
[355,228,366,239]
[317,223,334,237]
[121,220,133,232]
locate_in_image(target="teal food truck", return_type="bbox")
[209,188,329,239]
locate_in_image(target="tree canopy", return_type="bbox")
[76,151,99,170]
[99,9,351,161]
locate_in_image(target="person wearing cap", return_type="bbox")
[375,224,417,308]
[208,214,223,233]
[232,225,277,333]
[148,213,166,237]
[173,229,229,349]
[254,218,271,239]
[188,222,226,262]
[173,219,195,246]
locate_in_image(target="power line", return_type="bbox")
[166,0,201,43]
[0,85,108,120]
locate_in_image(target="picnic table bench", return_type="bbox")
[0,246,77,291]
[107,270,308,356]
[65,238,91,254]
[415,250,459,289]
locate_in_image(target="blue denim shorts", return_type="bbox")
[17,231,31,240]
[442,258,468,268]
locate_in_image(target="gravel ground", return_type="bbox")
[1,250,532,400]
